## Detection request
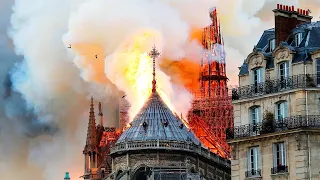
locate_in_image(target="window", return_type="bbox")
[252,68,264,84]
[269,39,276,52]
[276,101,288,120]
[317,59,320,85]
[278,61,289,88]
[295,32,303,46]
[272,142,288,174]
[273,143,286,166]
[252,68,264,93]
[251,107,261,124]
[278,61,289,79]
[247,147,260,177]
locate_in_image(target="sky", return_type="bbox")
[0,0,320,179]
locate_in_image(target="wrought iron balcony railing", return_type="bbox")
[245,169,261,177]
[232,74,320,100]
[271,165,288,174]
[226,115,320,140]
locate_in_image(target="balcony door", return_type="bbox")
[247,147,260,177]
[273,143,286,167]
[251,107,261,135]
[251,107,261,124]
[278,61,289,89]
[252,68,264,93]
[276,101,288,121]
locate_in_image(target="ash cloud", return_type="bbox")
[0,0,319,180]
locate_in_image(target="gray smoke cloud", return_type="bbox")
[0,0,319,179]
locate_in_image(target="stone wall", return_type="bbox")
[230,132,320,180]
[112,151,229,180]
[233,90,320,125]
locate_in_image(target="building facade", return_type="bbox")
[228,4,320,180]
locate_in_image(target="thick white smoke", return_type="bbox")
[2,0,320,179]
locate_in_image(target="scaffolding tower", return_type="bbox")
[189,7,233,156]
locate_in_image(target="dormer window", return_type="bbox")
[269,39,275,52]
[295,33,303,46]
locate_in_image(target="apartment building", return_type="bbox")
[227,4,320,180]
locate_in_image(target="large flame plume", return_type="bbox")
[1,0,320,180]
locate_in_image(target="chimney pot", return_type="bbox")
[306,11,309,16]
[292,6,295,12]
[280,4,283,10]
[303,10,306,15]
[298,8,301,14]
[277,4,280,9]
[288,7,291,11]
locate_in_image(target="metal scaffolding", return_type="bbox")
[188,7,233,158]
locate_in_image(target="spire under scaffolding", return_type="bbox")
[188,7,233,158]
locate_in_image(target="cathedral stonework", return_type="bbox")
[80,45,231,180]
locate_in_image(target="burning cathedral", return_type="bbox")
[76,7,231,180]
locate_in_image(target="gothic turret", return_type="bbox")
[83,96,99,176]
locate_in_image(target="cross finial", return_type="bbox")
[148,45,161,93]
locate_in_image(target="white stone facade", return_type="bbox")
[229,26,320,180]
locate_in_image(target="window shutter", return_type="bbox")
[281,143,286,165]
[285,62,290,77]
[256,147,260,169]
[284,102,288,118]
[257,107,261,123]
[259,68,264,83]
[251,70,254,85]
[272,144,277,167]
[247,149,251,171]
[283,143,286,165]
[275,105,278,121]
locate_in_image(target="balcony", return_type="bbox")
[226,115,320,140]
[232,74,320,100]
[271,165,288,174]
[245,169,261,178]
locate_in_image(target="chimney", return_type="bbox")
[273,4,312,46]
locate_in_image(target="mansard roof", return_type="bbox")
[238,21,320,76]
[116,91,200,145]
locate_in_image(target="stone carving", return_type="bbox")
[276,48,290,61]
[250,55,263,68]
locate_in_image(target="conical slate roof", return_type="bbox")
[116,91,200,144]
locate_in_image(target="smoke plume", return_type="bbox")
[0,0,320,179]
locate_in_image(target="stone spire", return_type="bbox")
[98,102,103,126]
[148,45,161,93]
[85,96,97,147]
